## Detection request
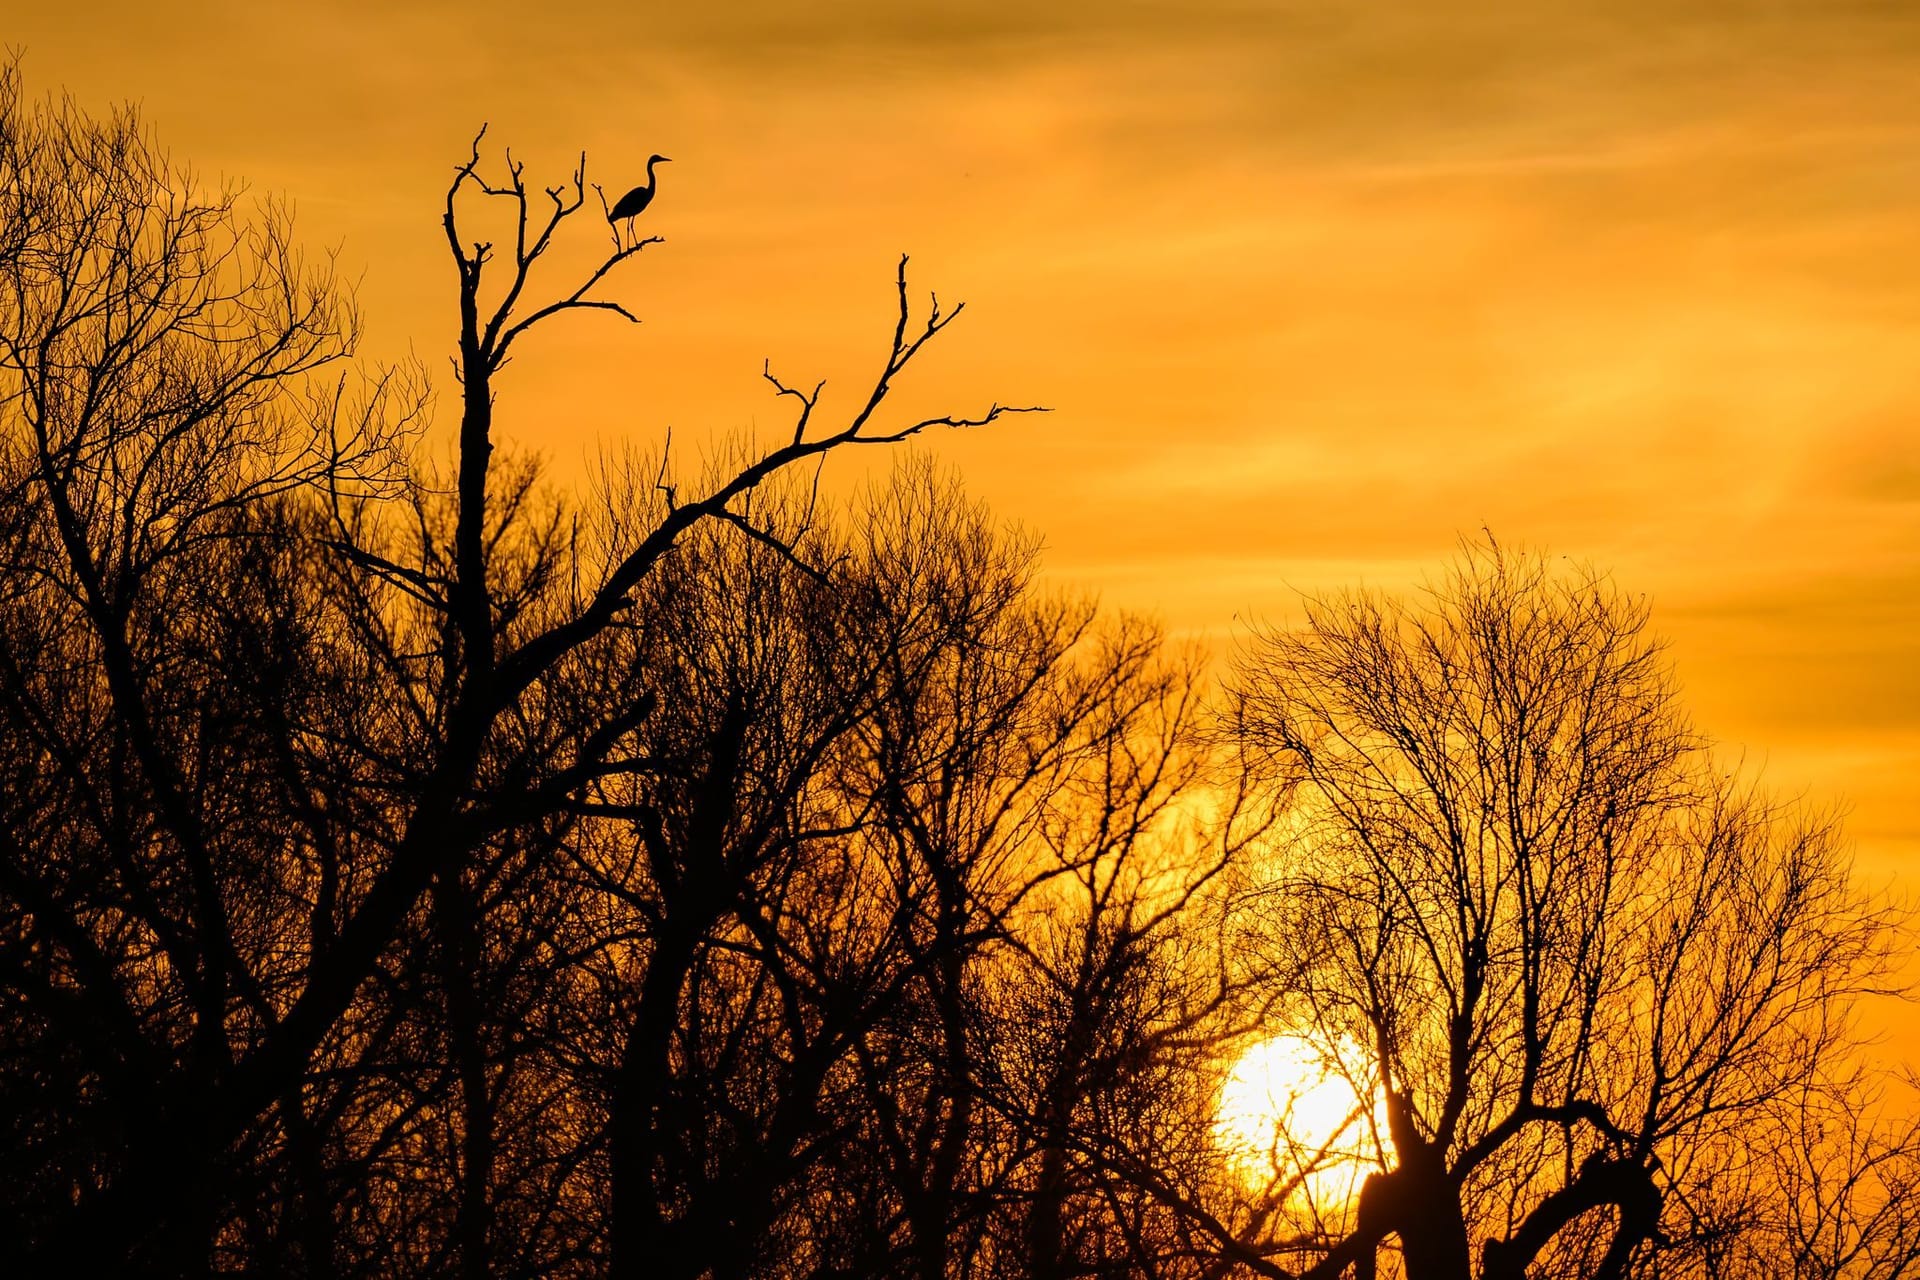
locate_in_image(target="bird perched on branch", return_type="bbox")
[603,154,671,245]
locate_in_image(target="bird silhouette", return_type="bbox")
[605,154,670,245]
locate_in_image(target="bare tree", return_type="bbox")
[6,61,1911,1280]
[1217,540,1908,1280]
[0,59,1036,1275]
[1659,1071,1920,1280]
[0,56,412,1274]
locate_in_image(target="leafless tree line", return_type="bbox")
[1,66,1915,1280]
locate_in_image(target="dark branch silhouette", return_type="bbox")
[0,57,1913,1280]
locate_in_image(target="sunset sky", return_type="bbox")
[18,1,1920,1025]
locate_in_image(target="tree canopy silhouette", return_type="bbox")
[1218,542,1914,1280]
[1,62,1915,1280]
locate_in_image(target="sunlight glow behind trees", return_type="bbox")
[1214,1033,1384,1207]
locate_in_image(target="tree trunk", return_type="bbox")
[1352,1154,1473,1280]
[608,926,700,1280]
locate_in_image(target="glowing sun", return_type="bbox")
[1215,1033,1383,1201]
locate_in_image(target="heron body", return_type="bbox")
[609,154,671,232]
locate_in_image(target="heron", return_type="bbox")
[605,154,671,245]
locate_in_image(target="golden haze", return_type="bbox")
[17,0,1920,1046]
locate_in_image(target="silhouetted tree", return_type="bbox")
[4,60,1915,1280]
[0,56,415,1274]
[1218,541,1911,1280]
[0,61,1035,1276]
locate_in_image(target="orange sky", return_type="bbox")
[16,0,1920,1038]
